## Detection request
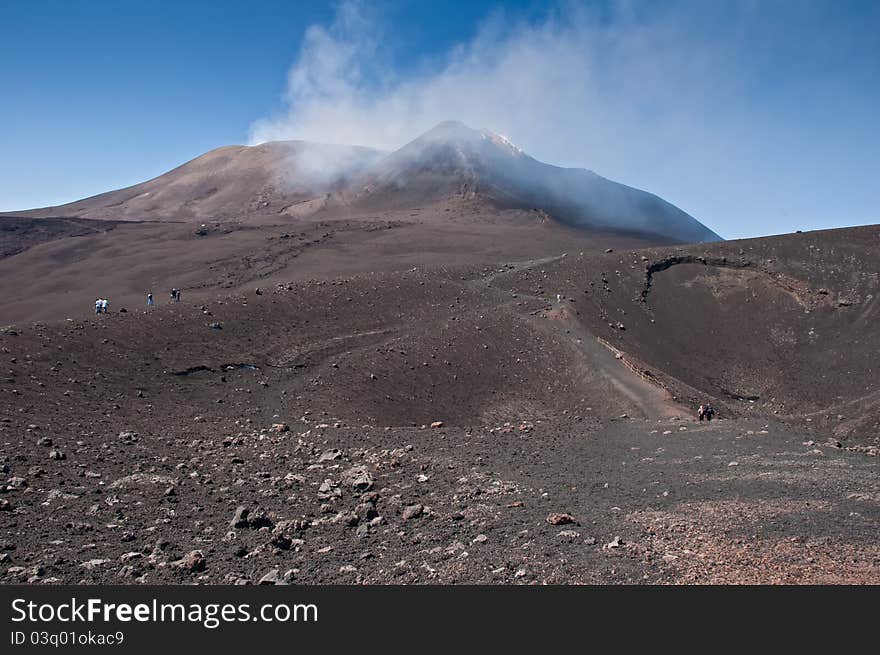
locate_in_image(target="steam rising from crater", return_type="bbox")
[248,0,736,189]
[248,1,876,240]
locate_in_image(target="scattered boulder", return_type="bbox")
[80,559,111,570]
[605,536,625,549]
[258,569,282,585]
[2,477,27,492]
[402,504,423,521]
[546,513,576,526]
[337,512,360,528]
[175,550,206,573]
[230,506,250,529]
[118,431,138,443]
[318,480,342,500]
[247,509,273,529]
[228,506,272,530]
[341,466,374,492]
[318,448,342,462]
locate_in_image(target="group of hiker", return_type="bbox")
[147,288,181,306]
[697,403,716,421]
[93,287,182,314]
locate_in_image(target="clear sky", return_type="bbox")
[1,0,878,239]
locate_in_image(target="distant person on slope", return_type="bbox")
[705,404,715,421]
[147,293,153,307]
[101,298,109,313]
[95,298,102,315]
[698,404,706,421]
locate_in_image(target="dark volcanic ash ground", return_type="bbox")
[1,225,879,584]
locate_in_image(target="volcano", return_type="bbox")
[343,121,719,243]
[4,121,719,243]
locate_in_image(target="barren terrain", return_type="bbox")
[1,223,878,584]
[1,122,877,584]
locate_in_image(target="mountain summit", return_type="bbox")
[352,121,719,242]
[5,121,720,243]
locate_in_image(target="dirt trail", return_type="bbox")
[476,253,569,285]
[584,331,685,419]
[474,252,687,420]
[536,306,686,419]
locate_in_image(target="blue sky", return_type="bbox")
[1,0,878,239]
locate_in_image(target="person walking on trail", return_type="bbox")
[147,293,154,307]
[705,404,715,422]
[698,404,706,421]
[100,298,109,314]
[95,298,102,315]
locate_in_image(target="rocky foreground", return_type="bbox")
[2,412,878,584]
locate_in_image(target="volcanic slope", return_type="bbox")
[0,224,878,585]
[0,212,657,325]
[5,122,718,243]
[512,224,880,444]
[0,121,721,325]
[335,121,719,243]
[8,141,385,222]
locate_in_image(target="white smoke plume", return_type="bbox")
[248,1,879,238]
[248,0,738,168]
